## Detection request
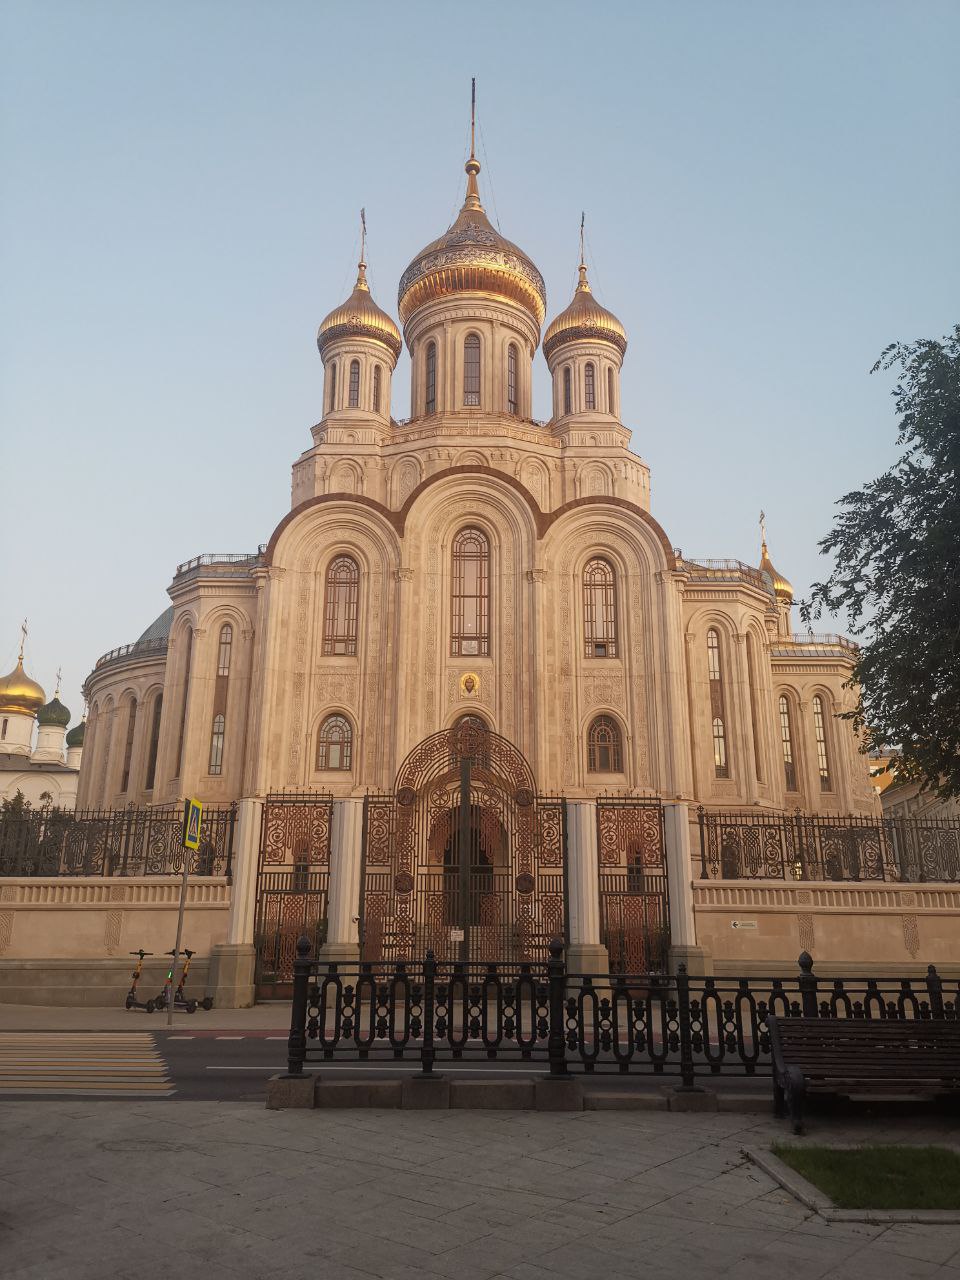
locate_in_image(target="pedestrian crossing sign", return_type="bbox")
[182,798,203,850]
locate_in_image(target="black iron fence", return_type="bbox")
[699,807,960,884]
[0,803,237,877]
[285,939,958,1084]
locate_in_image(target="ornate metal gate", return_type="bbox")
[597,798,670,973]
[255,792,333,997]
[360,724,566,965]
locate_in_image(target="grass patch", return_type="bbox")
[772,1144,960,1210]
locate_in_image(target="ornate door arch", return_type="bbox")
[360,723,565,964]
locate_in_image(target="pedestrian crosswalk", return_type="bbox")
[0,1033,174,1096]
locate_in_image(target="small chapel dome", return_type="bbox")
[543,262,627,361]
[317,262,402,365]
[760,540,794,602]
[65,719,86,749]
[0,658,45,717]
[398,153,546,330]
[37,695,71,728]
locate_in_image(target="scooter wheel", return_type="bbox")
[186,1000,198,1014]
[201,997,214,1011]
[145,1000,156,1013]
[125,996,134,1010]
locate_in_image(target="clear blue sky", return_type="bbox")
[2,0,958,724]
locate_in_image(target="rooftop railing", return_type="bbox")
[174,550,264,577]
[93,636,168,670]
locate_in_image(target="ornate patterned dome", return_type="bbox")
[398,154,546,329]
[0,658,45,717]
[543,262,626,360]
[37,695,71,728]
[318,262,402,364]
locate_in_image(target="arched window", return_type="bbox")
[779,694,798,791]
[451,527,490,656]
[322,555,360,656]
[812,695,833,791]
[588,715,622,772]
[373,364,382,414]
[583,558,617,658]
[217,624,233,677]
[507,344,518,415]
[348,359,360,408]
[145,694,162,790]
[745,632,763,782]
[463,333,480,405]
[607,366,615,414]
[584,362,596,410]
[208,714,225,775]
[425,341,437,414]
[316,714,352,770]
[563,366,572,415]
[327,361,337,413]
[120,697,138,793]
[0,719,6,741]
[174,627,192,780]
[707,629,729,778]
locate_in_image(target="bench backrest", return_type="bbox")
[767,1015,960,1079]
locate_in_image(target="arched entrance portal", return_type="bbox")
[360,724,565,964]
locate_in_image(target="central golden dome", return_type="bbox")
[0,658,45,717]
[398,155,546,328]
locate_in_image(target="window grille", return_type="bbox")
[607,366,615,414]
[585,362,596,410]
[316,714,352,770]
[217,624,233,677]
[425,342,437,414]
[208,714,225,775]
[813,695,833,791]
[779,694,798,791]
[463,334,480,405]
[507,344,518,415]
[348,359,360,408]
[451,527,490,656]
[588,715,623,772]
[563,366,572,415]
[373,364,382,413]
[322,555,360,656]
[707,629,729,778]
[583,558,617,657]
[328,361,337,413]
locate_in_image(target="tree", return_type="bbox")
[805,325,960,797]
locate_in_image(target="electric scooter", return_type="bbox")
[125,949,156,1013]
[180,947,214,1011]
[154,950,197,1014]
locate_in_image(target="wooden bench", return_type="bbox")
[767,1015,960,1133]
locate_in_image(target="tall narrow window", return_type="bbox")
[584,362,596,410]
[120,698,138,793]
[323,555,360,655]
[316,714,352,770]
[208,714,225,775]
[707,629,729,778]
[583,557,617,657]
[563,366,572,415]
[373,364,382,413]
[607,366,615,414]
[746,632,763,782]
[145,694,162,790]
[1,719,7,741]
[217,624,233,677]
[507,344,518,415]
[813,695,833,791]
[425,342,437,414]
[451,527,490,656]
[588,716,622,772]
[463,333,480,405]
[779,694,798,791]
[328,361,337,413]
[348,359,360,408]
[174,628,192,779]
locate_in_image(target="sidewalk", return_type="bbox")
[0,1002,290,1033]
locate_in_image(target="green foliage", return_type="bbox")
[773,1144,960,1210]
[0,790,31,820]
[805,326,960,798]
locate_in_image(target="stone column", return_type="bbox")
[565,800,609,975]
[209,796,262,1008]
[319,798,364,966]
[664,801,712,975]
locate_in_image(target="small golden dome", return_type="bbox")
[0,658,46,717]
[543,263,627,361]
[760,540,794,602]
[317,261,402,365]
[398,155,546,328]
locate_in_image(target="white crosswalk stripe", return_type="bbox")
[0,1032,174,1096]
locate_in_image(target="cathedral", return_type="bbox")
[78,138,876,821]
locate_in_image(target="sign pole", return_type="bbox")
[169,799,202,1027]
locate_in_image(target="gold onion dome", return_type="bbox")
[0,658,46,717]
[317,260,402,364]
[398,154,546,328]
[543,261,627,361]
[760,539,794,602]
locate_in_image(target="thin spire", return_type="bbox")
[759,509,768,555]
[17,619,27,665]
[55,666,62,699]
[355,208,369,290]
[462,77,483,212]
[576,212,591,293]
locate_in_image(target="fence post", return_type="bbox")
[697,806,708,879]
[547,937,569,1077]
[286,934,312,1077]
[926,964,944,1019]
[798,951,818,1017]
[226,803,237,880]
[676,963,696,1089]
[421,950,437,1075]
